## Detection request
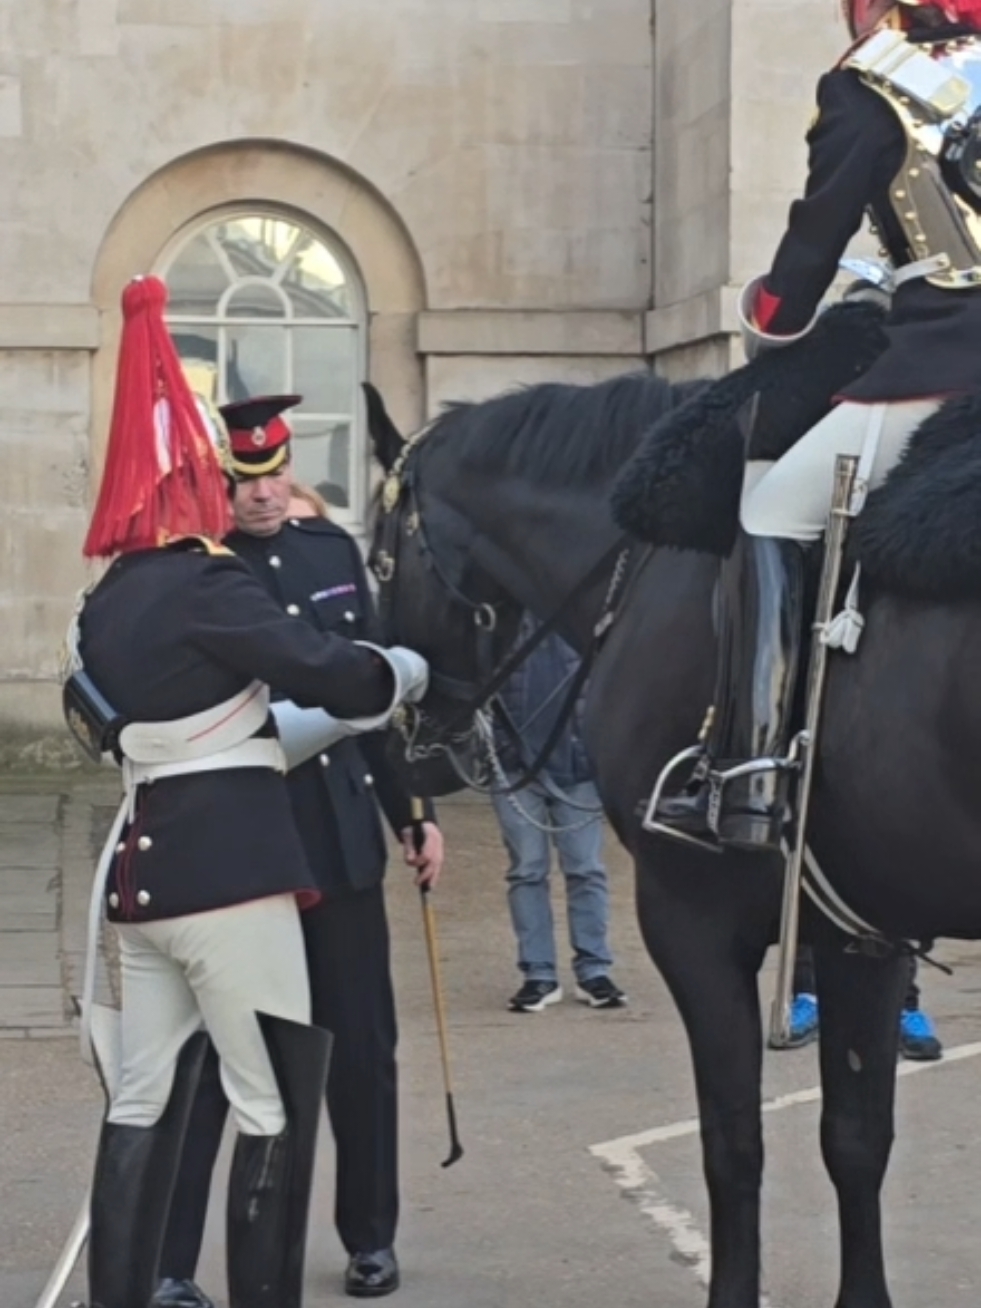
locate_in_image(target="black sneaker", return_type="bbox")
[508,980,562,1013]
[575,976,627,1009]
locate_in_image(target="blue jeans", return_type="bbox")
[491,780,612,985]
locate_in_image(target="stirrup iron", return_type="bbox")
[642,745,722,854]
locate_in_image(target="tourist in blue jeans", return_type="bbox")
[491,615,625,1014]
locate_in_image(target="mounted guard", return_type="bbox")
[630,0,981,853]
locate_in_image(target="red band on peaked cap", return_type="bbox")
[220,394,302,458]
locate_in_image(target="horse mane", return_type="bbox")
[420,372,701,489]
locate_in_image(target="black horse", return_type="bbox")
[365,371,981,1308]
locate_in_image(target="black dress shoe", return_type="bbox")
[151,1278,216,1308]
[345,1247,400,1298]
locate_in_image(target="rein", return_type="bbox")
[431,535,631,733]
[374,437,638,790]
[479,542,636,794]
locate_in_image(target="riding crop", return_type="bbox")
[768,453,859,1048]
[411,797,465,1167]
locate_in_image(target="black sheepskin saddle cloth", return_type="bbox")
[611,302,981,603]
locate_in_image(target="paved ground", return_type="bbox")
[3,775,981,1308]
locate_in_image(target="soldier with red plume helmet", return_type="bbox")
[655,2,981,848]
[65,277,430,1308]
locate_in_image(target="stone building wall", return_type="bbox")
[648,0,843,378]
[0,0,654,754]
[0,0,843,755]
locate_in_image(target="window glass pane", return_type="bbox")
[290,419,351,510]
[226,281,288,319]
[167,235,229,315]
[293,327,356,414]
[161,212,366,531]
[283,234,352,318]
[225,324,286,402]
[172,326,220,400]
[214,217,298,280]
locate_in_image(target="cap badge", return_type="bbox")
[251,426,267,447]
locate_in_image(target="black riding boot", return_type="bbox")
[153,1041,227,1308]
[226,1013,333,1308]
[656,532,805,853]
[87,1033,209,1308]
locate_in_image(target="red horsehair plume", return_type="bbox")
[934,0,981,21]
[83,276,232,558]
[841,0,981,28]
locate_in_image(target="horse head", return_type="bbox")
[364,384,523,796]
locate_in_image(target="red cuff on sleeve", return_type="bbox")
[754,285,783,333]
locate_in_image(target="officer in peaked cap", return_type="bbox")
[155,394,443,1305]
[222,393,302,477]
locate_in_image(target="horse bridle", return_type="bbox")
[371,442,505,706]
[371,433,638,786]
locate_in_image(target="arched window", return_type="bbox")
[159,210,367,532]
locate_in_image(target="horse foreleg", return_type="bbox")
[636,862,768,1308]
[813,931,907,1308]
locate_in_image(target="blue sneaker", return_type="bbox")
[899,1008,943,1061]
[769,992,819,1050]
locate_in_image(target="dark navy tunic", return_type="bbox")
[226,516,427,896]
[761,26,981,402]
[79,538,395,921]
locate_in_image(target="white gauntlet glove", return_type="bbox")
[272,645,429,771]
[356,642,430,709]
[738,276,819,362]
[271,702,355,771]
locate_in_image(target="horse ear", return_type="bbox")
[362,381,406,473]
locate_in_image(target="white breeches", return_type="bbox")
[108,894,310,1135]
[741,399,942,542]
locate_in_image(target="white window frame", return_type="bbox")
[156,205,370,536]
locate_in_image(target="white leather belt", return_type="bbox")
[121,737,285,790]
[79,688,284,1070]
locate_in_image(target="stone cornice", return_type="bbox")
[644,286,742,355]
[417,310,645,357]
[0,297,747,358]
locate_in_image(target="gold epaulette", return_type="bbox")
[166,534,234,557]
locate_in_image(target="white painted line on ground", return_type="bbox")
[589,1038,981,1306]
[590,1134,715,1295]
[590,1135,778,1307]
[592,1037,981,1156]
